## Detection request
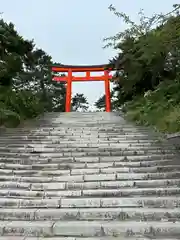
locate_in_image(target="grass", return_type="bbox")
[123,79,180,133]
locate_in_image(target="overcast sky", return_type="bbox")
[1,0,175,107]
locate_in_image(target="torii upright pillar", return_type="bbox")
[51,64,113,112]
[66,69,72,112]
[104,70,111,113]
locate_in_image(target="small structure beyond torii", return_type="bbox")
[51,64,113,112]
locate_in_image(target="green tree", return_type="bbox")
[103,3,180,132]
[0,17,66,127]
[94,94,106,111]
[72,93,89,112]
[94,91,114,111]
[104,4,180,106]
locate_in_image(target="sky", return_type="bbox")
[1,0,176,108]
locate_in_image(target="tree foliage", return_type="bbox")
[0,18,66,127]
[98,3,180,132]
[72,93,89,112]
[104,3,180,103]
[94,91,114,111]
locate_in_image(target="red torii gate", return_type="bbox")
[51,64,113,112]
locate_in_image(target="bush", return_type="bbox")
[0,88,44,127]
[125,79,180,133]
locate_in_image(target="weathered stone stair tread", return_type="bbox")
[0,158,176,167]
[0,220,180,237]
[0,179,179,191]
[12,238,180,240]
[1,171,179,181]
[0,196,179,209]
[41,178,180,189]
[0,152,176,161]
[3,149,175,156]
[0,238,174,240]
[1,165,180,175]
[0,112,179,239]
[1,139,171,143]
[1,187,180,198]
[0,207,179,221]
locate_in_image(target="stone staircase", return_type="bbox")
[0,112,179,239]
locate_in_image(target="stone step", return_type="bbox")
[34,154,176,161]
[3,144,175,151]
[38,134,159,139]
[4,146,174,155]
[35,208,180,222]
[0,141,173,148]
[43,156,179,165]
[0,131,158,136]
[0,158,176,169]
[0,137,161,142]
[1,164,180,174]
[60,196,180,208]
[56,179,180,190]
[0,138,161,142]
[0,171,180,183]
[3,126,154,130]
[0,207,179,221]
[73,165,180,174]
[35,126,155,129]
[0,130,157,134]
[20,238,180,240]
[0,154,176,163]
[1,163,180,173]
[6,168,180,179]
[21,126,155,130]
[0,196,179,209]
[0,237,25,240]
[0,238,169,240]
[0,158,175,169]
[1,220,180,237]
[3,146,175,153]
[0,179,179,191]
[0,186,178,199]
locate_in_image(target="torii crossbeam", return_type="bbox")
[51,64,113,112]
